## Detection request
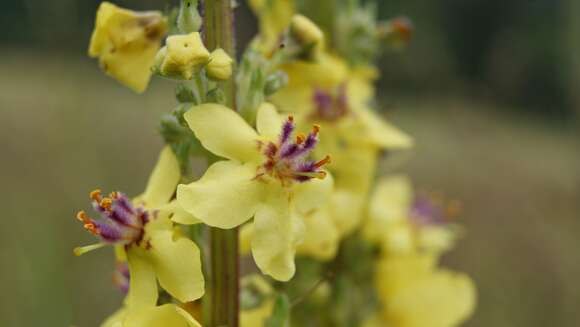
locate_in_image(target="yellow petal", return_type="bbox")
[364,175,413,243]
[126,247,158,308]
[239,223,254,255]
[163,200,202,225]
[148,230,205,302]
[138,146,180,208]
[251,196,305,281]
[124,304,202,327]
[383,268,477,327]
[292,171,334,214]
[100,308,127,327]
[177,161,262,228]
[329,189,366,237]
[88,2,167,93]
[184,104,260,162]
[207,48,234,80]
[375,253,437,298]
[241,300,274,327]
[297,207,339,261]
[354,106,414,149]
[256,102,284,140]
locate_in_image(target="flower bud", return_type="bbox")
[290,14,324,46]
[158,32,210,80]
[206,48,234,80]
[177,0,202,33]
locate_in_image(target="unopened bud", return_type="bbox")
[290,14,324,46]
[175,83,196,103]
[158,32,210,80]
[177,0,202,33]
[206,48,234,80]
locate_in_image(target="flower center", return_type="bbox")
[76,189,148,246]
[311,84,349,122]
[256,116,330,185]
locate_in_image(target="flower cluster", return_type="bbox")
[75,1,477,326]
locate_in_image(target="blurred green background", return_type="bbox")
[0,0,578,326]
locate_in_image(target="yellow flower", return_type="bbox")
[177,103,333,281]
[270,55,412,235]
[101,304,201,327]
[363,175,458,255]
[249,0,295,52]
[375,253,476,327]
[158,32,211,80]
[74,147,204,304]
[88,2,167,93]
[207,48,234,80]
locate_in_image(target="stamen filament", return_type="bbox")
[73,243,107,256]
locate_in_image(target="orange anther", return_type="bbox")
[100,198,113,210]
[296,134,306,144]
[314,155,331,168]
[315,171,327,179]
[288,115,294,122]
[90,189,102,201]
[109,191,119,199]
[312,124,320,134]
[76,210,88,222]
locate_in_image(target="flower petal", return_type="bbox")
[329,189,366,237]
[177,161,262,228]
[184,104,259,162]
[124,304,201,327]
[100,307,127,327]
[364,175,413,243]
[297,207,339,261]
[355,106,414,149]
[138,146,181,208]
[256,102,285,140]
[126,247,158,308]
[251,194,305,281]
[162,200,201,225]
[292,171,334,214]
[148,230,205,302]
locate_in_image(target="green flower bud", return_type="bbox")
[177,0,202,33]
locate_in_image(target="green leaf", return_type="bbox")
[265,293,291,327]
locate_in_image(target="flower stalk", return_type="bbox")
[203,0,240,326]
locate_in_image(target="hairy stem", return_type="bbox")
[203,1,239,327]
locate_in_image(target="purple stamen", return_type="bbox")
[280,118,295,144]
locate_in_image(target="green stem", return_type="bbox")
[203,1,239,327]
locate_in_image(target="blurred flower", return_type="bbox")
[74,147,204,304]
[155,32,210,80]
[363,175,459,256]
[271,54,412,236]
[206,48,234,80]
[176,103,333,280]
[88,2,167,93]
[375,253,476,327]
[249,0,295,52]
[240,275,275,327]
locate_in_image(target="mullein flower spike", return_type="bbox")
[177,103,333,281]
